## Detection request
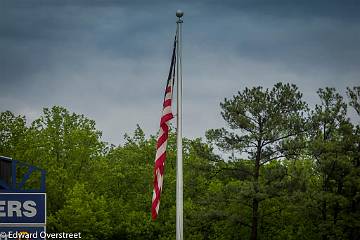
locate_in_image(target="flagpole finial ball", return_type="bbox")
[176,10,183,18]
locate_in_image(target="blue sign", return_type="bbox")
[0,226,45,240]
[0,193,46,225]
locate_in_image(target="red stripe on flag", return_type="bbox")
[163,99,172,108]
[160,113,174,125]
[165,86,172,94]
[157,131,168,149]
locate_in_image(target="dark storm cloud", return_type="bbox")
[1,0,359,144]
[187,0,360,70]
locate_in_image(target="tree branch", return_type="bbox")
[262,131,303,147]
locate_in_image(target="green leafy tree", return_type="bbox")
[206,83,307,240]
[26,106,105,213]
[0,111,27,158]
[102,125,161,239]
[308,88,358,239]
[347,86,360,115]
[49,183,112,240]
[345,86,360,239]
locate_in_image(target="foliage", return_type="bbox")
[0,83,359,240]
[206,83,308,240]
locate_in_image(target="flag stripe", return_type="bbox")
[163,99,172,108]
[152,37,177,220]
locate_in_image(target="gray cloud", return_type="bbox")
[1,0,359,145]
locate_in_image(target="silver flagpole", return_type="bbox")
[176,9,184,240]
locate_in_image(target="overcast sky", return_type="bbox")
[1,0,359,145]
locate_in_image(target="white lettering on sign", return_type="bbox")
[8,201,21,217]
[23,201,37,217]
[0,200,37,217]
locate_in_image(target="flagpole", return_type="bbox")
[176,9,184,240]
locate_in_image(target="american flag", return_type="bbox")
[152,39,177,220]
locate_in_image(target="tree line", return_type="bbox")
[0,83,359,240]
